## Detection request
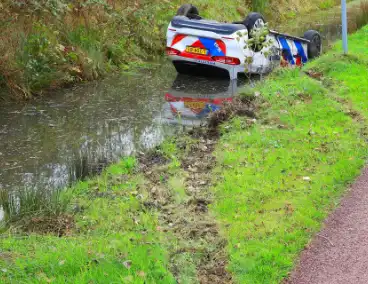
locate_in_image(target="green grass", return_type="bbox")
[210,26,368,283]
[0,158,176,283]
[307,26,368,118]
[0,139,198,283]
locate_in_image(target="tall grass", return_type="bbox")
[354,1,368,31]
[0,0,174,99]
[252,0,268,13]
[0,187,70,227]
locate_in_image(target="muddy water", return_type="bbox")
[0,64,241,194]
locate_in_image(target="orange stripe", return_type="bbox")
[171,34,187,47]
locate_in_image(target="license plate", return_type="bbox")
[185,46,208,55]
[184,101,206,109]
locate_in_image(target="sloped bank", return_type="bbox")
[210,25,368,283]
[0,25,367,284]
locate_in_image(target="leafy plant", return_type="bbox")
[17,23,65,91]
[237,23,277,76]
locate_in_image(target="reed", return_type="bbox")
[0,186,70,227]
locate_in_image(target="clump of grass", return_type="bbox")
[355,1,368,30]
[252,0,268,13]
[319,0,335,10]
[0,187,71,234]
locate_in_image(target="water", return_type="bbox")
[0,64,169,191]
[0,63,243,195]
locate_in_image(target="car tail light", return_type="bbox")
[166,47,181,56]
[165,93,179,102]
[212,56,241,65]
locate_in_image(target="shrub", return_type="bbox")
[17,23,66,92]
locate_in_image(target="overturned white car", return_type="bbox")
[166,4,322,79]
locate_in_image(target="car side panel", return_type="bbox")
[276,36,309,66]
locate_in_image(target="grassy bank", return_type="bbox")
[0,0,342,100]
[1,157,177,283]
[212,25,368,283]
[1,22,368,284]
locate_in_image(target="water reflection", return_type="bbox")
[158,74,243,126]
[0,66,244,194]
[0,65,176,192]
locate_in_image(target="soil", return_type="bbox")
[135,97,257,283]
[287,167,368,284]
[20,215,74,237]
[208,96,257,130]
[141,135,232,284]
[136,95,258,283]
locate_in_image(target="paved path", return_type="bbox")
[288,167,368,284]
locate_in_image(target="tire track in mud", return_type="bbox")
[138,97,257,283]
[139,135,232,284]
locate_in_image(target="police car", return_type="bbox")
[166,4,322,79]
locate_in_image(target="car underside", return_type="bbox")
[166,4,322,79]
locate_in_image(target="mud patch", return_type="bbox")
[137,149,169,170]
[137,133,233,283]
[15,215,74,237]
[208,96,257,130]
[133,96,258,283]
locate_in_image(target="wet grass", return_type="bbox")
[211,26,368,283]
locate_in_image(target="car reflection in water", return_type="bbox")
[159,74,245,126]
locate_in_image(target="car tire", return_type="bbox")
[303,30,322,59]
[176,4,200,19]
[244,12,266,34]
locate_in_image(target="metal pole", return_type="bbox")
[341,0,348,54]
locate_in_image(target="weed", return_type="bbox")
[252,0,268,13]
[353,1,368,32]
[319,0,335,10]
[0,186,71,234]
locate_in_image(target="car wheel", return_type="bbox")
[176,4,200,19]
[244,12,266,35]
[303,30,322,59]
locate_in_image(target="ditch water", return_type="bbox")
[0,65,241,194]
[0,0,365,219]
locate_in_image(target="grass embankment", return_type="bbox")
[1,22,367,284]
[0,0,341,100]
[212,25,368,283]
[1,133,240,283]
[1,157,177,283]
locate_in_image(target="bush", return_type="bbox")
[17,24,66,92]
